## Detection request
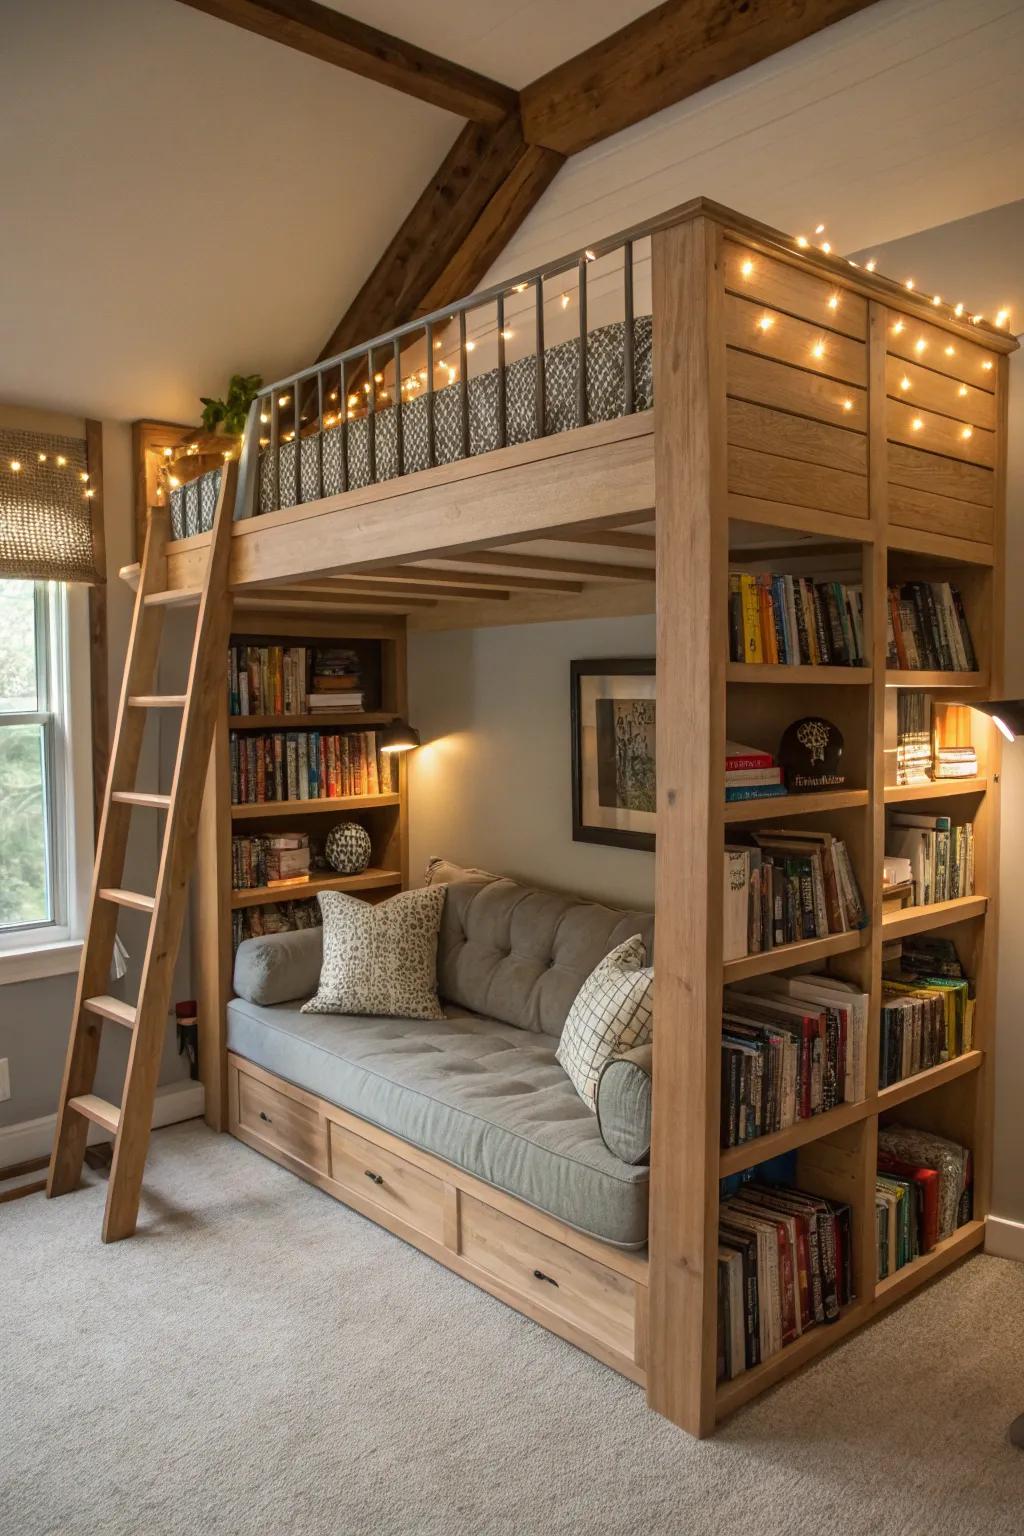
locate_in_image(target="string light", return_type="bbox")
[56,455,66,467]
[795,235,809,248]
[168,475,180,488]
[222,450,233,460]
[841,398,854,412]
[260,412,269,424]
[931,294,941,306]
[373,373,383,384]
[163,447,173,458]
[982,360,994,371]
[911,417,923,431]
[900,376,911,391]
[961,426,973,440]
[560,292,571,310]
[79,471,89,483]
[995,308,1011,328]
[278,394,289,406]
[757,313,774,332]
[905,279,915,291]
[865,259,877,272]
[958,385,969,397]
[741,259,754,277]
[821,241,831,255]
[892,321,905,336]
[501,328,513,340]
[85,487,95,498]
[465,340,476,352]
[513,282,527,293]
[811,340,826,359]
[944,344,956,356]
[9,460,21,472]
[37,452,46,463]
[914,338,927,354]
[329,390,338,402]
[814,223,826,235]
[584,249,596,262]
[971,313,983,324]
[954,303,964,318]
[828,293,840,310]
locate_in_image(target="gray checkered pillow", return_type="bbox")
[556,935,653,1110]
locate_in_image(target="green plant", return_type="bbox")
[199,373,263,435]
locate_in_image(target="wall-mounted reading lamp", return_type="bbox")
[379,719,421,754]
[973,699,1024,744]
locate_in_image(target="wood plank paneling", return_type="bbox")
[888,441,994,509]
[887,479,992,544]
[725,294,867,387]
[886,399,995,468]
[728,444,868,518]
[727,349,866,429]
[727,399,867,475]
[887,311,998,389]
[723,244,867,341]
[884,356,996,430]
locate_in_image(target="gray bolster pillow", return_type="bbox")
[233,926,323,1006]
[596,1043,652,1166]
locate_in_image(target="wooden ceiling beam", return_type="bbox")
[434,550,654,582]
[173,0,516,122]
[279,576,516,602]
[520,0,883,156]
[354,563,583,595]
[543,530,657,554]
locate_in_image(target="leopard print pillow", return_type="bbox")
[302,886,447,1020]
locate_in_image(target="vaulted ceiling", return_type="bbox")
[1,0,1022,425]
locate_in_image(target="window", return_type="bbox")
[0,578,92,963]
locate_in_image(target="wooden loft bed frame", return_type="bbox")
[138,197,1015,1437]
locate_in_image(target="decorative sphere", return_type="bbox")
[324,821,372,875]
[778,717,846,793]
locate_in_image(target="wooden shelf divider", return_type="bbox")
[231,867,402,909]
[883,778,987,802]
[723,788,868,822]
[722,927,868,984]
[877,1050,983,1110]
[231,793,402,820]
[725,663,872,686]
[882,894,988,938]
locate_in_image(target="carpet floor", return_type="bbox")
[4,1121,1023,1536]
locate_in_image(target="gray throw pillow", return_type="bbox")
[302,886,447,1020]
[596,1044,653,1165]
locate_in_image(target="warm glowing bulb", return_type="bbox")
[9,460,21,472]
[501,328,513,340]
[814,223,826,235]
[163,447,173,458]
[958,385,968,397]
[260,412,269,424]
[80,471,89,482]
[841,398,854,412]
[795,235,809,248]
[757,313,774,332]
[85,487,95,498]
[954,303,964,318]
[905,279,915,291]
[982,360,994,371]
[914,338,927,354]
[278,394,289,406]
[996,308,1010,327]
[972,314,983,325]
[584,249,596,262]
[821,241,831,254]
[560,292,571,309]
[961,426,973,440]
[222,450,232,460]
[346,411,354,421]
[741,259,754,277]
[944,344,955,357]
[900,376,911,391]
[419,370,427,381]
[865,259,877,272]
[168,475,180,488]
[434,339,442,350]
[811,340,825,359]
[513,282,527,293]
[911,417,923,431]
[931,294,941,306]
[892,321,905,335]
[56,455,66,467]
[828,293,840,310]
[329,390,338,402]
[373,373,383,384]
[465,340,476,352]
[37,452,46,463]
[348,394,358,406]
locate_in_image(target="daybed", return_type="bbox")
[227,863,653,1377]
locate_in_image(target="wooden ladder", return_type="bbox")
[47,461,237,1241]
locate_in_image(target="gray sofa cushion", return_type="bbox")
[234,926,323,1006]
[596,1044,653,1166]
[227,997,649,1248]
[436,877,654,1039]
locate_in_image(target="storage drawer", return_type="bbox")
[459,1195,636,1359]
[328,1121,445,1244]
[236,1069,327,1174]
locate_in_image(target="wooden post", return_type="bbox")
[86,419,109,835]
[648,215,728,1437]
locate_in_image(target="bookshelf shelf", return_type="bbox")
[884,670,987,690]
[231,793,401,820]
[230,711,397,730]
[882,894,988,938]
[883,778,987,803]
[716,1301,868,1419]
[725,663,872,686]
[719,1097,870,1177]
[877,1050,983,1111]
[723,788,869,823]
[230,867,402,909]
[872,1219,986,1308]
[723,927,868,984]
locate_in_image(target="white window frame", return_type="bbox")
[0,581,94,983]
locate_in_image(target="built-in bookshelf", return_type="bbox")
[192,609,408,1129]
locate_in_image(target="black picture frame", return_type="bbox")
[571,658,655,851]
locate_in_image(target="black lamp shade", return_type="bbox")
[972,699,1024,743]
[380,719,421,753]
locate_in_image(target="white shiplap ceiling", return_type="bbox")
[2,0,1023,427]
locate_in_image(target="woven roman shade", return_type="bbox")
[0,427,96,582]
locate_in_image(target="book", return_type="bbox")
[885,582,977,673]
[877,1125,971,1243]
[229,728,396,804]
[895,690,933,785]
[728,573,866,668]
[886,812,975,906]
[726,740,774,771]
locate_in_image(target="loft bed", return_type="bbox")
[143,197,1016,1438]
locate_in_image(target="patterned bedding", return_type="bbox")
[170,316,653,538]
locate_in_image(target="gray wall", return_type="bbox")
[407,614,655,911]
[0,420,191,1131]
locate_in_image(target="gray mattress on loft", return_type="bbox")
[170,316,653,538]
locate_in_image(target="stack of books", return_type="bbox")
[875,1125,972,1278]
[934,744,979,779]
[886,582,977,672]
[229,645,310,716]
[232,898,321,951]
[878,975,975,1088]
[885,812,975,907]
[723,829,867,962]
[933,702,978,779]
[720,973,867,1149]
[309,646,364,713]
[231,834,311,892]
[725,740,787,804]
[229,729,395,804]
[728,572,866,667]
[717,1182,854,1381]
[895,691,932,785]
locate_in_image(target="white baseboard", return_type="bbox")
[985,1215,1024,1263]
[0,1080,205,1169]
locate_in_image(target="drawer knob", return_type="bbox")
[259,1111,272,1124]
[365,1169,384,1186]
[533,1268,559,1288]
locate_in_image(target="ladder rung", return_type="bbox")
[83,995,137,1029]
[144,588,202,608]
[99,887,156,913]
[68,1094,121,1135]
[129,695,186,708]
[111,791,172,810]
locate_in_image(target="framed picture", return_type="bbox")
[571,659,655,851]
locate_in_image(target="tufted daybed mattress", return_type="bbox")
[227,864,653,1249]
